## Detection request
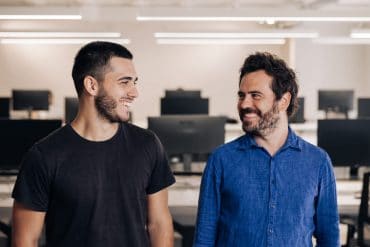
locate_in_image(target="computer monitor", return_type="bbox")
[161,98,209,115]
[318,90,354,118]
[358,98,370,118]
[12,89,50,118]
[165,89,201,98]
[148,115,226,172]
[0,119,62,174]
[289,97,305,123]
[317,119,370,178]
[65,97,79,123]
[0,97,10,118]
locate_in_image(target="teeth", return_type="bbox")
[123,102,132,108]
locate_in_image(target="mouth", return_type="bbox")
[120,99,133,111]
[241,113,259,121]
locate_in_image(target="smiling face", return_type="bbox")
[237,69,281,137]
[94,56,138,122]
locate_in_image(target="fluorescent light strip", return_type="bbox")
[156,38,285,45]
[0,15,82,20]
[350,30,370,39]
[154,32,318,38]
[0,32,121,38]
[0,38,130,45]
[313,37,370,45]
[138,16,370,22]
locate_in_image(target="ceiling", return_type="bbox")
[0,0,369,43]
[0,0,368,9]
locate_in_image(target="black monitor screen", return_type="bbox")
[165,90,201,98]
[12,89,50,111]
[0,119,62,173]
[161,98,209,115]
[289,97,305,123]
[317,119,370,166]
[65,97,79,123]
[0,97,10,118]
[148,115,225,156]
[358,98,370,118]
[318,90,354,112]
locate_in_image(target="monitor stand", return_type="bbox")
[27,107,33,119]
[182,153,192,172]
[350,165,360,180]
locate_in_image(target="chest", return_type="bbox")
[220,152,320,206]
[50,143,152,207]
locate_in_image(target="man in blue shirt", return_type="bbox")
[194,52,339,247]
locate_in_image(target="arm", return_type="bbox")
[193,154,221,247]
[12,201,46,247]
[147,188,174,247]
[314,154,340,247]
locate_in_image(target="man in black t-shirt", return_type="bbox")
[12,41,175,247]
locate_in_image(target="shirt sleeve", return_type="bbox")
[314,153,340,247]
[12,145,51,211]
[193,153,222,247]
[146,134,175,194]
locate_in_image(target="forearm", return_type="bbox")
[12,235,39,247]
[148,220,174,247]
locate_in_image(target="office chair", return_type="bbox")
[341,172,370,247]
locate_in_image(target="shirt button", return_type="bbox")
[270,203,275,208]
[268,229,273,234]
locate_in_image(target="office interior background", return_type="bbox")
[0,0,369,123]
[1,0,370,246]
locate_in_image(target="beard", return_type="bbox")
[94,88,121,123]
[239,102,280,137]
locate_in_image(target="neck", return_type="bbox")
[253,115,289,156]
[71,99,119,142]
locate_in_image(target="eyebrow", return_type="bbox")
[238,90,262,95]
[118,76,138,82]
[248,90,262,94]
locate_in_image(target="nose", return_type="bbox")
[127,83,139,99]
[239,95,253,109]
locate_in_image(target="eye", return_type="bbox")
[237,91,245,100]
[251,93,262,100]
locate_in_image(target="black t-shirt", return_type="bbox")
[12,123,175,247]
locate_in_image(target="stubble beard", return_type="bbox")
[241,102,280,137]
[94,88,121,123]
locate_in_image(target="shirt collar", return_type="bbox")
[237,127,302,152]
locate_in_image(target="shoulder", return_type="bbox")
[121,122,161,150]
[297,136,330,161]
[33,124,71,153]
[122,122,157,141]
[212,135,246,157]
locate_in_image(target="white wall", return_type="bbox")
[1,36,370,124]
[0,41,283,123]
[295,40,369,120]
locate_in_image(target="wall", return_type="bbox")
[0,41,283,124]
[1,35,370,124]
[295,40,369,120]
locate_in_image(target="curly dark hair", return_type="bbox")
[239,52,299,117]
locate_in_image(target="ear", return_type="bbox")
[278,92,291,112]
[83,76,99,96]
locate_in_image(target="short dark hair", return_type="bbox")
[239,52,299,117]
[72,41,133,97]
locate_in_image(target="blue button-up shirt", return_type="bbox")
[194,128,339,247]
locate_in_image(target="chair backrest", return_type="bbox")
[358,172,370,244]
